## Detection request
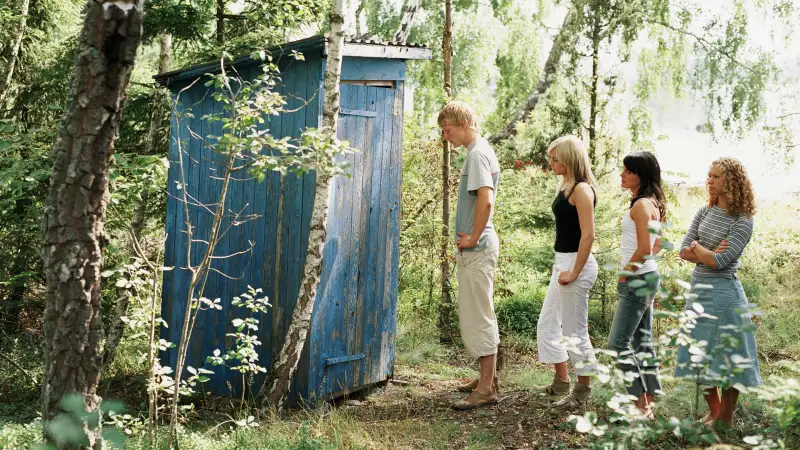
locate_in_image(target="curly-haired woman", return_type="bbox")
[675,157,762,426]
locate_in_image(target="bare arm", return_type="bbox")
[620,199,655,280]
[680,247,701,263]
[562,184,594,284]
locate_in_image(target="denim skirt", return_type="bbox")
[674,275,763,387]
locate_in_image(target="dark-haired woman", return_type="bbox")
[607,151,666,418]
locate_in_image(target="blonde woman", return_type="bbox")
[675,157,762,426]
[536,136,599,407]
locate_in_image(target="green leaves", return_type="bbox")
[35,394,128,450]
[187,64,354,184]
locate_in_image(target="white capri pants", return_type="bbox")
[537,252,598,376]
[456,243,500,359]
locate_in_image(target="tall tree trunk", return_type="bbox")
[393,0,419,43]
[216,0,225,45]
[588,16,600,167]
[438,0,454,344]
[355,0,364,38]
[0,0,30,107]
[41,1,143,448]
[488,10,577,145]
[103,33,172,369]
[262,0,345,412]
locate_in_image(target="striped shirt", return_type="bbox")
[680,205,754,277]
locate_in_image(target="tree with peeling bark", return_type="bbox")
[261,0,346,412]
[438,0,454,343]
[40,0,144,447]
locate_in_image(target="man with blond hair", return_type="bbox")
[438,101,501,410]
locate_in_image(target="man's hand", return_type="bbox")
[457,232,477,250]
[715,240,730,253]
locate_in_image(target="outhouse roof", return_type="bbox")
[154,35,431,87]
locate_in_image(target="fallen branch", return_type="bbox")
[402,192,440,232]
[0,351,38,386]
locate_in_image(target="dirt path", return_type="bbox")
[333,366,589,449]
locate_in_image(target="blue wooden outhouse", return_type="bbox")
[154,36,431,406]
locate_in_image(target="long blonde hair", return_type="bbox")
[548,135,598,198]
[709,157,756,217]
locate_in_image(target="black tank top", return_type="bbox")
[552,183,595,253]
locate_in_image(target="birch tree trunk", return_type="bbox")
[393,0,419,43]
[41,1,143,448]
[262,0,345,412]
[488,10,576,145]
[438,0,454,343]
[588,17,601,167]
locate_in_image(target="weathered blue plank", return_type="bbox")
[283,62,304,351]
[248,70,273,395]
[281,61,305,398]
[167,85,192,354]
[269,74,287,362]
[254,82,283,388]
[171,84,196,365]
[341,57,406,81]
[159,89,182,364]
[371,85,395,383]
[276,69,296,371]
[346,83,369,387]
[324,83,356,396]
[216,76,245,394]
[384,83,404,378]
[360,86,387,386]
[195,84,219,391]
[233,63,267,390]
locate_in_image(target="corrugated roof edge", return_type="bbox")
[154,35,431,86]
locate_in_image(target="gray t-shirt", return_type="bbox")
[680,205,754,277]
[455,137,501,252]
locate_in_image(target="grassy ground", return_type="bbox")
[1,328,787,449]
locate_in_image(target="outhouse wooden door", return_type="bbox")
[316,81,401,398]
